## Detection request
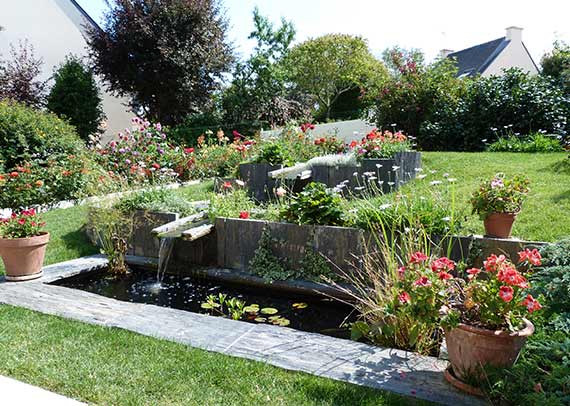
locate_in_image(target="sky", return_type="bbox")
[77,0,570,63]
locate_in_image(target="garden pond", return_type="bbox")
[51,266,356,338]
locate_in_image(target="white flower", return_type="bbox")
[275,187,286,197]
[378,180,384,185]
[417,174,427,179]
[414,167,423,172]
[442,217,451,222]
[447,178,457,183]
[443,173,449,178]
[235,179,245,186]
[387,182,395,186]
[354,186,365,191]
[367,176,377,181]
[379,204,391,210]
[392,166,400,171]
[353,172,359,177]
[430,180,442,185]
[430,170,437,174]
[335,183,346,189]
[362,171,374,177]
[375,164,382,168]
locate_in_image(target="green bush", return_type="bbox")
[280,182,345,226]
[115,188,198,217]
[0,101,85,169]
[250,142,293,166]
[47,55,105,142]
[421,69,570,151]
[487,133,564,153]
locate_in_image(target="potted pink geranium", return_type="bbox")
[0,209,49,281]
[442,249,542,394]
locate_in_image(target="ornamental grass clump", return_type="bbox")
[0,209,45,239]
[443,250,542,331]
[470,173,530,219]
[331,229,456,355]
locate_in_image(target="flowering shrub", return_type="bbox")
[0,208,45,239]
[444,250,542,331]
[96,117,193,184]
[470,173,530,219]
[350,129,411,160]
[191,130,256,178]
[313,135,345,154]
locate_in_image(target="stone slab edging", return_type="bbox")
[0,256,484,405]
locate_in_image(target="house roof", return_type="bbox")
[447,37,509,77]
[68,0,103,32]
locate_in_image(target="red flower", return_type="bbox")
[518,249,541,266]
[232,130,243,140]
[184,147,195,154]
[398,291,411,304]
[413,276,431,287]
[397,266,406,280]
[438,271,452,280]
[152,163,161,170]
[349,140,358,148]
[521,294,542,313]
[300,123,315,133]
[238,211,249,219]
[409,251,428,264]
[431,257,455,272]
[499,286,514,302]
[222,181,233,190]
[62,170,72,177]
[466,268,481,279]
[9,172,19,178]
[483,254,506,272]
[497,266,528,288]
[17,218,26,225]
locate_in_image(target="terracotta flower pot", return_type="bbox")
[0,232,50,281]
[483,212,517,238]
[445,319,534,388]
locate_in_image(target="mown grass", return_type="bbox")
[421,152,570,242]
[0,305,419,406]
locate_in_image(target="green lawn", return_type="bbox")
[422,152,570,242]
[0,305,417,406]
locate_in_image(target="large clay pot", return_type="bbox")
[445,319,534,386]
[0,232,50,281]
[483,212,517,238]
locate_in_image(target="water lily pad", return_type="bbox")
[268,315,281,321]
[261,307,278,315]
[271,317,290,327]
[254,317,267,323]
[243,305,259,313]
[292,302,308,309]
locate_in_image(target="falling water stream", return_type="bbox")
[147,236,176,294]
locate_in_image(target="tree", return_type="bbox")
[47,55,105,142]
[0,40,47,108]
[284,34,387,120]
[86,0,233,125]
[222,7,310,127]
[541,41,570,95]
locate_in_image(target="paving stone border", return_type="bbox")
[0,255,486,405]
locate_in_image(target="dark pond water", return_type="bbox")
[52,268,355,338]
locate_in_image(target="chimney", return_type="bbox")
[439,49,454,58]
[506,26,523,42]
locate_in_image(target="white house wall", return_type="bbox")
[482,40,539,77]
[0,0,132,142]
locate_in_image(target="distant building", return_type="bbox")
[0,0,132,141]
[440,27,539,77]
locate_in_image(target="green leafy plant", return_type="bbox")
[487,132,564,153]
[115,188,197,216]
[470,173,530,219]
[0,208,45,239]
[248,227,294,281]
[280,182,345,226]
[200,293,290,326]
[250,141,293,166]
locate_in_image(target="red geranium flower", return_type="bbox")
[184,147,195,154]
[499,286,514,302]
[497,265,528,288]
[239,211,250,219]
[9,172,19,178]
[521,294,542,313]
[151,163,161,169]
[483,254,506,272]
[431,257,455,272]
[413,276,431,287]
[398,291,411,304]
[222,181,233,190]
[518,249,542,266]
[409,251,428,264]
[438,271,452,280]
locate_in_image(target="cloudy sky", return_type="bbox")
[77,0,570,63]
